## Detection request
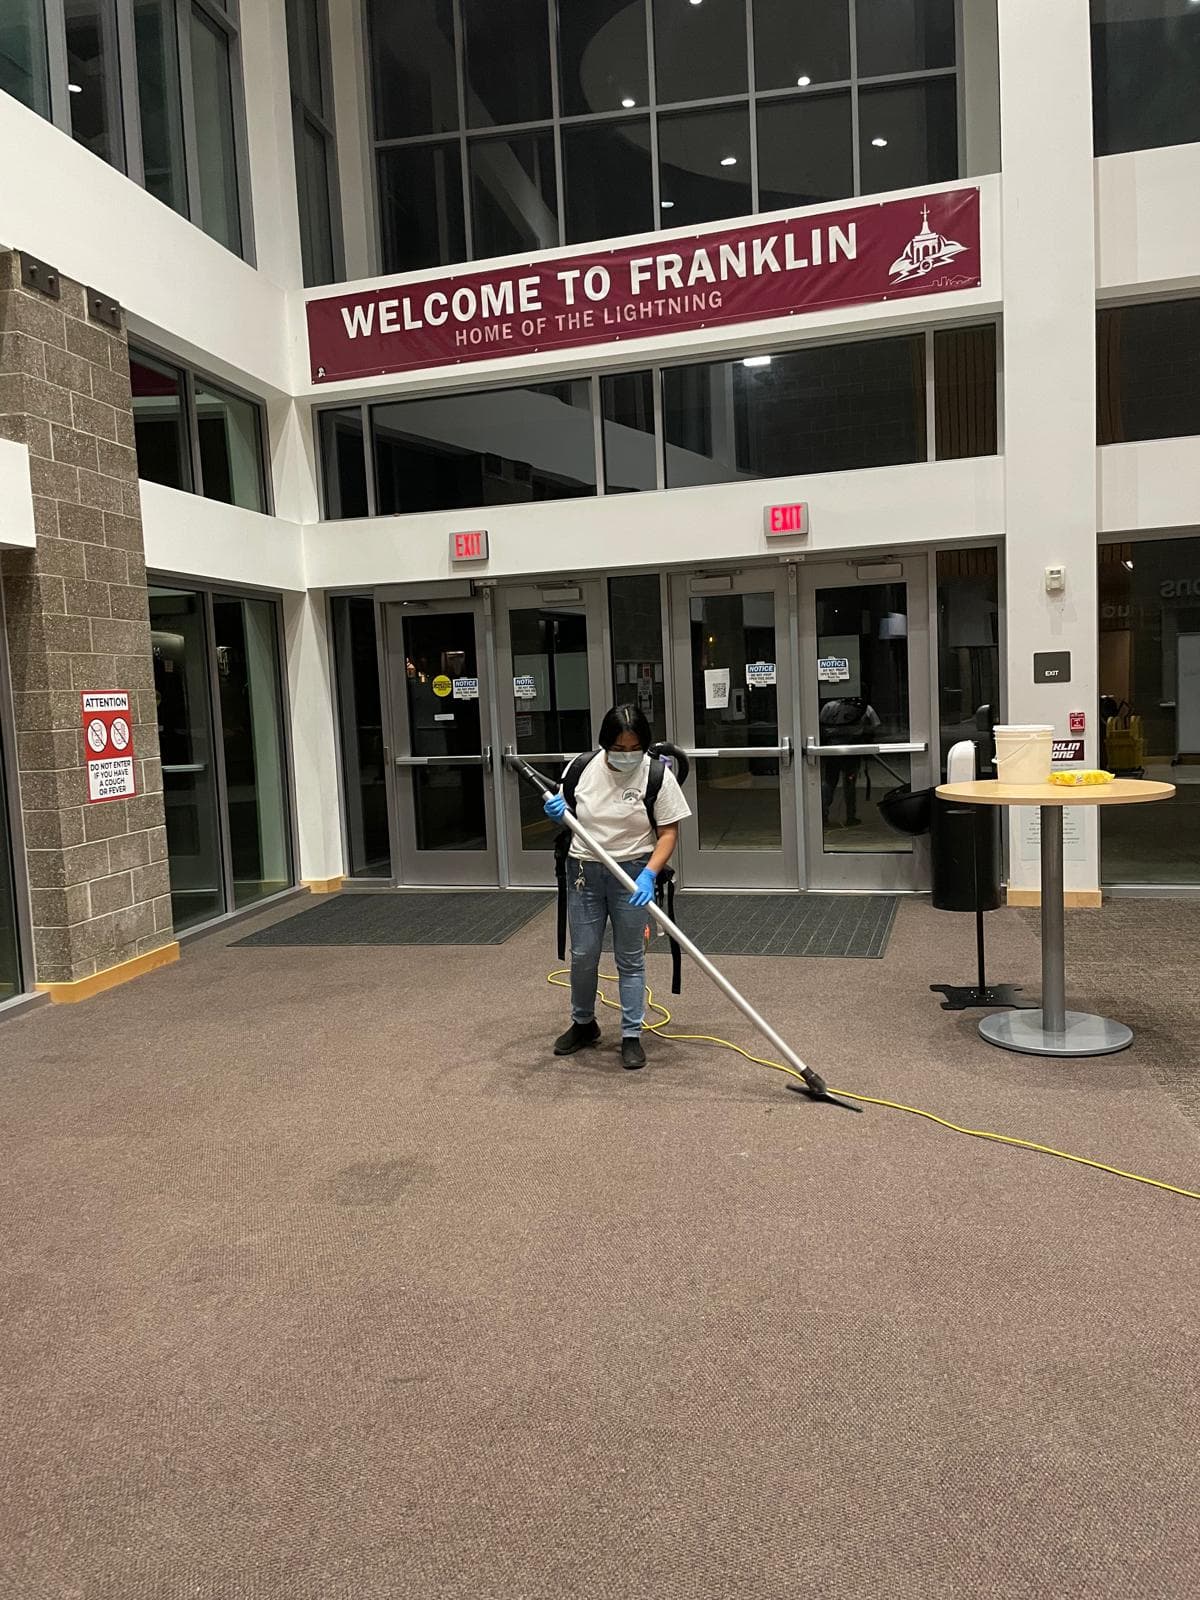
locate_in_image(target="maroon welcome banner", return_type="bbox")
[307,187,981,384]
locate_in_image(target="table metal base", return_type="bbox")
[978,1008,1133,1058]
[931,981,1037,1012]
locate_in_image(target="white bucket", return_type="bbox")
[993,724,1054,785]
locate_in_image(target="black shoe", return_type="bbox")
[621,1036,646,1071]
[555,1020,600,1056]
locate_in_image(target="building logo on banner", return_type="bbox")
[82,692,136,803]
[306,187,982,384]
[888,204,968,283]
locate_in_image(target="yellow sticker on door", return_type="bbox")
[432,674,452,698]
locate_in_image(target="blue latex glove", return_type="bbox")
[629,867,657,907]
[544,791,567,821]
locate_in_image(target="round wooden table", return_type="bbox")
[936,779,1175,1057]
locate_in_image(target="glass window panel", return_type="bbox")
[689,593,781,851]
[653,0,747,104]
[562,117,653,243]
[65,0,125,168]
[0,0,51,117]
[461,0,551,127]
[663,337,926,487]
[1097,300,1200,446]
[601,370,656,493]
[130,351,193,491]
[402,612,487,851]
[509,601,592,850]
[373,380,596,514]
[854,0,955,77]
[815,583,910,855]
[150,587,225,930]
[753,0,850,90]
[609,574,666,742]
[134,0,188,215]
[1092,2,1200,156]
[212,596,292,910]
[0,723,21,1003]
[286,0,325,112]
[936,548,998,779]
[298,114,337,285]
[558,0,649,116]
[756,93,853,212]
[934,324,997,460]
[469,130,558,260]
[367,0,458,138]
[1099,537,1200,884]
[657,105,751,227]
[195,380,267,512]
[377,141,465,272]
[189,4,243,255]
[332,597,391,878]
[858,78,958,197]
[319,407,369,518]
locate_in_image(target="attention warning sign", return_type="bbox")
[82,691,137,803]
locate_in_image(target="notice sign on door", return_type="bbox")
[82,691,136,803]
[817,657,851,682]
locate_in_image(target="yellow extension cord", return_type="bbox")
[547,969,1200,1204]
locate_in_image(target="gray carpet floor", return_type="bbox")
[2,896,1199,1599]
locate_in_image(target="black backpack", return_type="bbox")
[553,743,690,994]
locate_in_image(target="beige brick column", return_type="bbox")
[0,252,176,996]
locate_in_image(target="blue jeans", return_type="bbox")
[568,856,650,1037]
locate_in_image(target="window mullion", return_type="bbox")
[115,0,146,186]
[176,0,205,225]
[44,0,71,132]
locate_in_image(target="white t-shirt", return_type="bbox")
[563,752,692,862]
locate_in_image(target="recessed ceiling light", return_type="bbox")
[661,199,675,209]
[689,0,702,6]
[871,136,888,148]
[621,96,636,108]
[743,356,772,367]
[720,155,737,167]
[68,82,82,93]
[1123,558,1134,569]
[796,75,811,87]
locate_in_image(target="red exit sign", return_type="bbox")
[450,529,489,562]
[764,502,809,537]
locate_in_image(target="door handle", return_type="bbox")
[804,738,927,761]
[683,745,791,759]
[395,754,485,767]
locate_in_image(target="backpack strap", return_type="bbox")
[643,756,665,835]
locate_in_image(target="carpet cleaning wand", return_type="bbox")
[507,755,860,1112]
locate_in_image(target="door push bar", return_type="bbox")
[683,737,793,767]
[804,737,927,763]
[395,745,493,772]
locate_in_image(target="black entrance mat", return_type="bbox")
[663,893,898,959]
[234,891,553,948]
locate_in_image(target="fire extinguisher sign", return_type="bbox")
[82,691,137,803]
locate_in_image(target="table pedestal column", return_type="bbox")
[979,806,1133,1057]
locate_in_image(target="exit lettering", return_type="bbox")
[764,503,809,537]
[450,529,489,563]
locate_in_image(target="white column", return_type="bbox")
[997,0,1099,902]
[239,0,304,290]
[284,588,346,887]
[327,0,378,281]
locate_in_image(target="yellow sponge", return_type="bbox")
[1047,769,1115,786]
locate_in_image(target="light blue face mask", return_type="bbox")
[606,750,643,771]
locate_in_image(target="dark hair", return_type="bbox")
[598,703,652,751]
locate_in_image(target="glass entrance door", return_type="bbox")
[496,579,609,887]
[667,570,797,889]
[383,598,498,886]
[799,559,931,892]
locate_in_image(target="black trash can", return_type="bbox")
[878,784,933,837]
[931,796,1001,913]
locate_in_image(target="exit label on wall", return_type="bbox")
[1033,651,1071,683]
